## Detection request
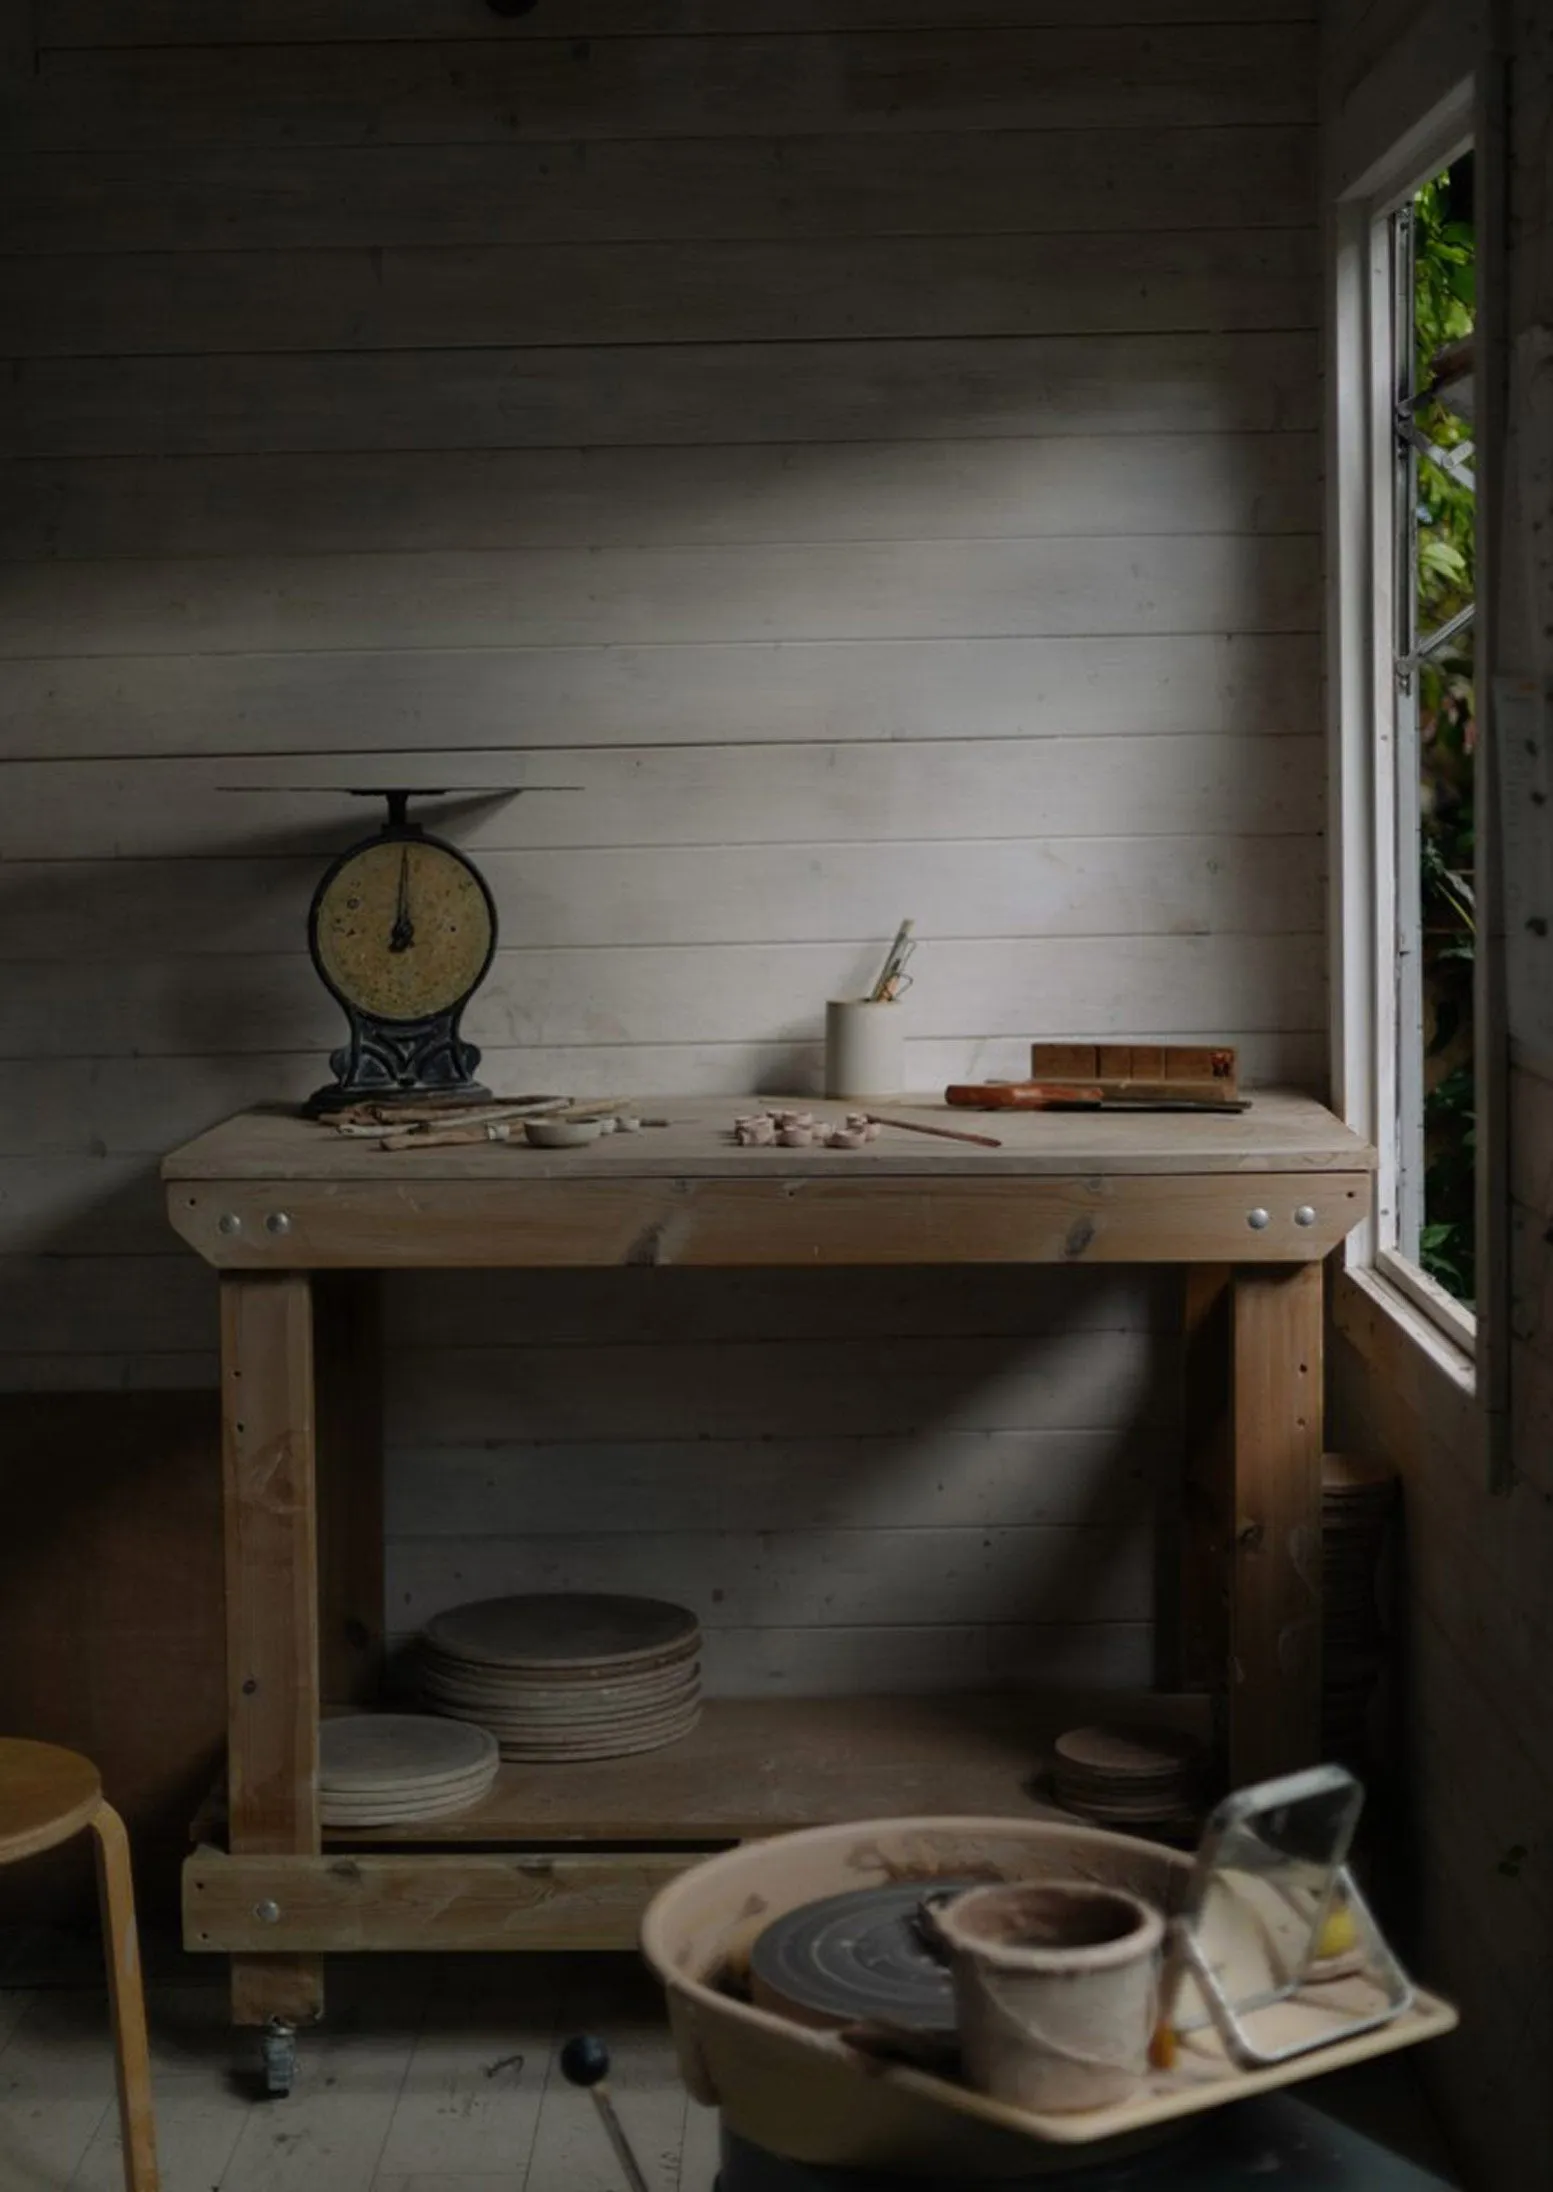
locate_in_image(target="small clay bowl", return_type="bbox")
[525,1118,606,1148]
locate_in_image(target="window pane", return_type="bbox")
[1397,154,1476,1306]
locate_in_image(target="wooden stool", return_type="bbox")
[0,1739,159,2191]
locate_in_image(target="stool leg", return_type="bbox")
[90,1800,160,2192]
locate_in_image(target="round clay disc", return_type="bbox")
[492,1707,701,1762]
[750,1882,980,2035]
[423,1595,700,1673]
[417,1671,700,1723]
[1053,1725,1202,1780]
[414,1657,701,1709]
[321,1782,497,1827]
[319,1715,498,1795]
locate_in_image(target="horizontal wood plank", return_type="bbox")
[0,538,1320,656]
[379,1620,1158,1696]
[385,1262,1174,1348]
[0,129,1316,254]
[0,839,1323,960]
[0,435,1321,560]
[305,1693,1213,1842]
[0,634,1323,760]
[0,1252,214,1355]
[0,1256,1167,1364]
[2,331,1321,455]
[18,31,1317,152]
[385,1427,1163,1534]
[184,1849,695,1954]
[390,1518,1155,1627]
[39,1,1320,45]
[0,736,1324,857]
[0,1032,1329,1160]
[167,1170,1365,1273]
[4,934,1325,1056]
[167,1087,1367,1180]
[7,232,1317,356]
[0,1155,171,1259]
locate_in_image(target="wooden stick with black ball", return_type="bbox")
[560,2035,652,2192]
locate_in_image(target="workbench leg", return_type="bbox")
[1228,1262,1324,1786]
[221,1270,323,2030]
[315,1274,384,1709]
[1177,1265,1232,1699]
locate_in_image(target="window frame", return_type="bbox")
[1329,77,1481,1368]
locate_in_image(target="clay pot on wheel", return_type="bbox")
[934,1881,1164,2114]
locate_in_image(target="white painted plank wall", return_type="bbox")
[0,0,1320,1694]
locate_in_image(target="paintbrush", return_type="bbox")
[868,918,916,1003]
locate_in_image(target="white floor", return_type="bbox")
[0,1954,721,2192]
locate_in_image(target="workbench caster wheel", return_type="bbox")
[260,2017,298,2098]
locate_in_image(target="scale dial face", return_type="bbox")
[312,835,495,1024]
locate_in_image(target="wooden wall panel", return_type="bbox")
[37,1,1318,43]
[0,736,1325,852]
[0,538,1319,654]
[0,635,1323,760]
[0,129,1316,254]
[0,935,1326,1058]
[3,332,1320,456]
[0,434,1321,557]
[4,234,1319,354]
[16,30,1316,152]
[1,0,1320,1699]
[0,1392,225,1929]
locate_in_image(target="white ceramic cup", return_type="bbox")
[825,999,905,1100]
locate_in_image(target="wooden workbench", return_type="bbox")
[163,1092,1372,2029]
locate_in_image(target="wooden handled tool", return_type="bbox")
[944,1082,1105,1111]
[865,1112,1003,1149]
[945,1081,1248,1114]
[559,2037,650,2192]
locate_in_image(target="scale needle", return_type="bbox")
[389,844,415,953]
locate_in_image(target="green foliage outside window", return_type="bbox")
[1412,161,1476,1303]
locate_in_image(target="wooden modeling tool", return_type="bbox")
[375,1099,631,1149]
[866,1112,1003,1149]
[559,2037,651,2192]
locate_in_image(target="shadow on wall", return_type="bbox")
[376,1261,1182,1695]
[0,1391,225,1933]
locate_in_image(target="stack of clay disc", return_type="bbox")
[417,1593,701,1761]
[319,1714,499,1828]
[1051,1724,1203,1834]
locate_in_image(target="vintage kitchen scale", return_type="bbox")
[305,789,498,1111]
[292,785,551,1114]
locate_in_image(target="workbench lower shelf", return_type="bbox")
[184,1692,1214,1959]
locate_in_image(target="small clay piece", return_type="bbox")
[778,1126,813,1148]
[525,1117,606,1148]
[615,1114,643,1132]
[827,1128,866,1149]
[863,1122,882,1141]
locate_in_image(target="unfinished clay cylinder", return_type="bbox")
[935,1881,1163,2113]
